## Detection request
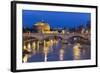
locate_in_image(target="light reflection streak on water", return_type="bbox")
[59,49,64,61]
[27,43,31,52]
[32,42,36,54]
[23,39,90,62]
[73,43,81,60]
[43,40,49,62]
[23,54,29,63]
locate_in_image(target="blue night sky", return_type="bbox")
[22,10,91,29]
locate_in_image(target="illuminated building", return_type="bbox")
[32,21,65,34]
[34,21,50,33]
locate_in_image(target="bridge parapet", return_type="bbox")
[23,33,89,40]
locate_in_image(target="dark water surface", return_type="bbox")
[23,40,91,63]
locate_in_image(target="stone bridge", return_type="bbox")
[23,33,89,41]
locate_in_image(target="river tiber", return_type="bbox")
[22,21,91,63]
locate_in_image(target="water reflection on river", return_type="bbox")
[22,39,90,63]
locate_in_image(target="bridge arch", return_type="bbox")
[67,35,89,44]
[43,35,64,40]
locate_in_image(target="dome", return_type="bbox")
[34,21,50,33]
[35,21,48,25]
